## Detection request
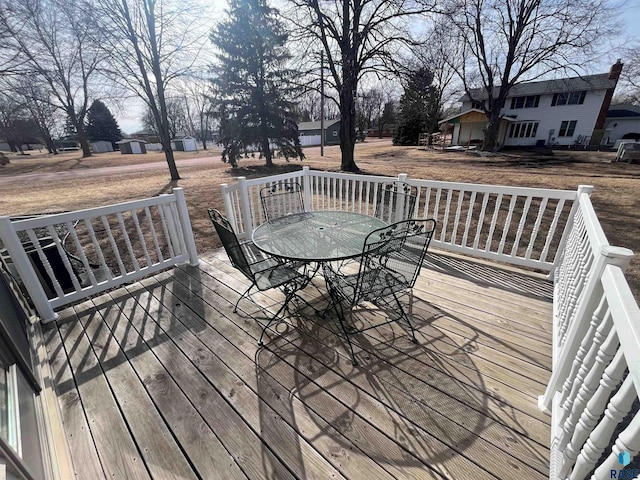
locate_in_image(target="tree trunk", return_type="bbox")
[482,112,501,151]
[339,84,359,172]
[77,128,92,158]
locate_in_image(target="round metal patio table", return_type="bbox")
[251,211,387,262]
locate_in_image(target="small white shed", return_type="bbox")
[172,136,198,152]
[90,141,114,153]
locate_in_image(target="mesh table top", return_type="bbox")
[252,211,387,262]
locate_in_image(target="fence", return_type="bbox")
[0,188,199,323]
[221,166,578,271]
[221,166,639,478]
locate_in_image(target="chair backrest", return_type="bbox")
[356,219,437,299]
[207,208,253,279]
[374,181,417,223]
[260,182,305,222]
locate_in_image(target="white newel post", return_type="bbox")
[539,245,634,414]
[172,188,200,266]
[220,183,238,232]
[548,185,593,281]
[0,216,57,323]
[302,166,312,211]
[238,177,253,239]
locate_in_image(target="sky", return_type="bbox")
[115,0,640,135]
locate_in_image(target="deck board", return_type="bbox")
[44,250,553,479]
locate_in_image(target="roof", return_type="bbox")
[459,73,616,102]
[438,108,485,124]
[298,119,340,131]
[607,104,640,118]
[115,139,147,144]
[173,136,196,140]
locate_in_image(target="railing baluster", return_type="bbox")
[486,193,503,252]
[525,197,548,260]
[80,219,103,286]
[117,212,140,271]
[144,207,163,263]
[571,375,637,479]
[498,195,518,255]
[44,225,82,292]
[101,215,127,276]
[25,229,65,299]
[440,189,453,242]
[473,192,489,250]
[541,198,566,264]
[156,205,175,259]
[462,191,477,247]
[65,221,98,287]
[451,190,465,245]
[510,195,532,257]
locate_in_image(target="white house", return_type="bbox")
[440,60,623,148]
[602,104,640,146]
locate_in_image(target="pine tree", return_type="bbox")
[393,69,437,146]
[85,100,123,144]
[210,0,303,168]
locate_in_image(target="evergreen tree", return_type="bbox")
[393,69,437,146]
[210,0,303,168]
[85,100,123,144]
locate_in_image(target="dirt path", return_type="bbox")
[0,155,223,185]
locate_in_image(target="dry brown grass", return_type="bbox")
[1,139,638,299]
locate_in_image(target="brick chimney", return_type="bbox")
[609,58,623,81]
[593,60,624,133]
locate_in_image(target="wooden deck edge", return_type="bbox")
[32,321,75,480]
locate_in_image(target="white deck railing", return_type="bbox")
[221,167,639,479]
[221,166,578,271]
[0,188,199,323]
[538,188,639,479]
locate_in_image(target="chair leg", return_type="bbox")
[235,282,255,312]
[391,289,417,343]
[327,286,358,366]
[258,290,296,346]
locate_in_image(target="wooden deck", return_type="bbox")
[42,249,554,480]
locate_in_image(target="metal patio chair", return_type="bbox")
[322,218,437,365]
[260,181,305,222]
[208,208,311,345]
[374,181,418,223]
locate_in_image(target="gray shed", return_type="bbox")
[90,141,114,153]
[115,139,147,154]
[172,136,198,152]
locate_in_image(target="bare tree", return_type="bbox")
[615,41,640,105]
[14,81,61,154]
[441,0,616,151]
[178,73,215,149]
[286,0,436,171]
[0,0,103,157]
[91,0,206,180]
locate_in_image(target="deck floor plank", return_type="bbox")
[42,321,106,480]
[48,251,553,480]
[126,276,351,480]
[181,259,547,478]
[102,283,299,480]
[56,308,152,479]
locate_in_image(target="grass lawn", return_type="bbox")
[1,139,638,300]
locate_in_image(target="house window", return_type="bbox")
[508,122,539,138]
[471,101,484,110]
[558,120,577,137]
[552,91,586,106]
[510,95,540,109]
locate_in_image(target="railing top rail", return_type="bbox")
[578,190,610,250]
[4,191,180,232]
[603,263,640,394]
[224,168,578,199]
